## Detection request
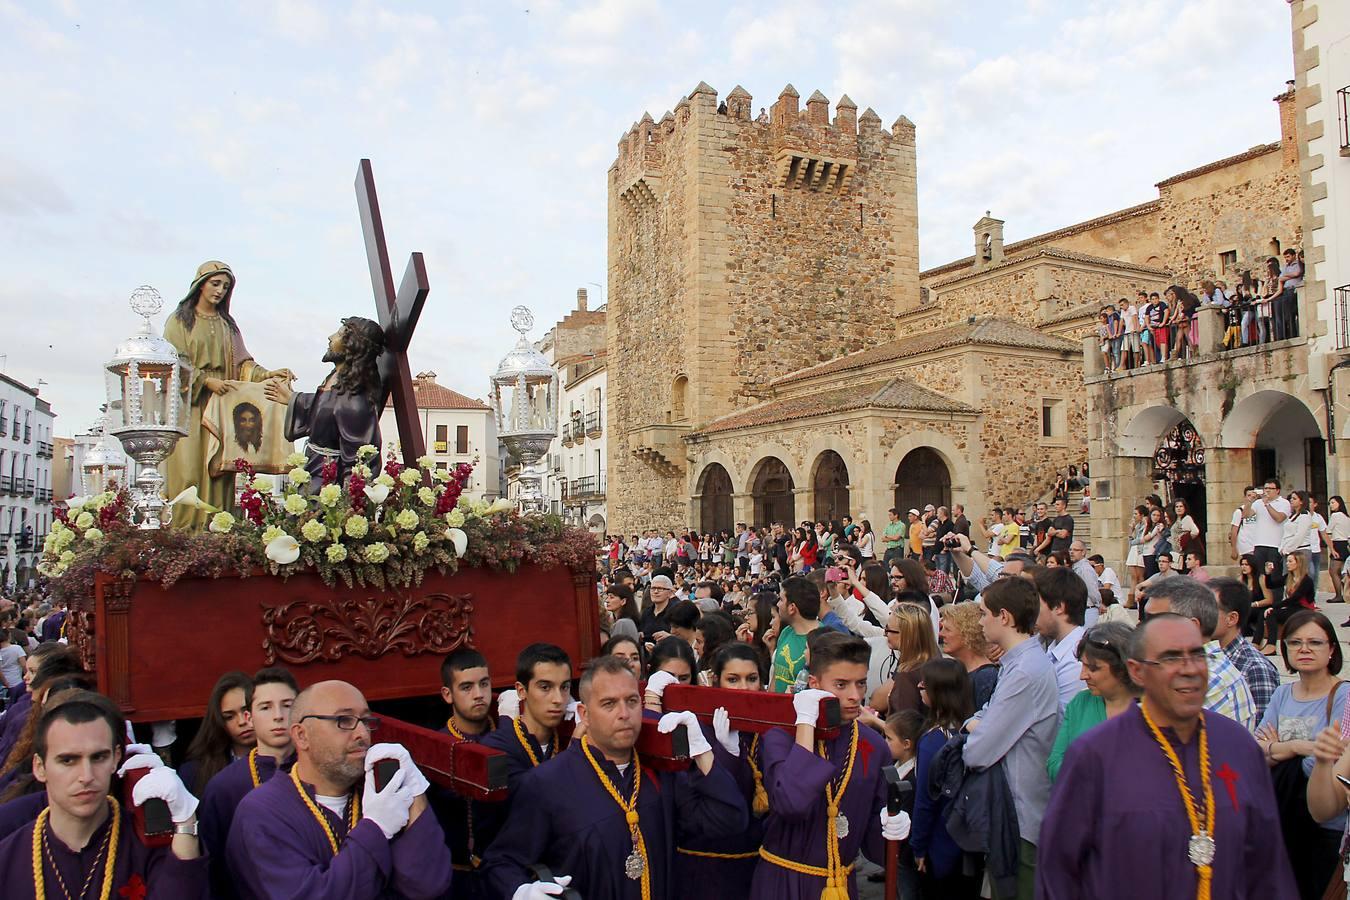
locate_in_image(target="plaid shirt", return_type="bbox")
[1223,635,1281,723]
[927,568,956,596]
[1205,640,1258,732]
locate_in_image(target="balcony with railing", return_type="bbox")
[36,440,53,458]
[1340,86,1350,156]
[1336,284,1350,351]
[584,410,602,437]
[561,424,576,447]
[568,474,606,501]
[19,479,34,497]
[0,476,10,495]
[37,488,52,503]
[23,427,31,444]
[1,531,34,549]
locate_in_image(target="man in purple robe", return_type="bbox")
[265,317,384,487]
[1038,614,1298,899]
[0,691,209,898]
[751,631,910,900]
[431,648,502,900]
[199,667,297,899]
[482,655,749,899]
[225,679,452,899]
[481,644,572,806]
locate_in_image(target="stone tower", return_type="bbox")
[606,82,920,532]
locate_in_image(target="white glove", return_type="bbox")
[564,699,580,722]
[658,710,712,757]
[116,752,164,776]
[150,721,177,749]
[644,670,681,704]
[131,766,199,823]
[497,688,521,720]
[792,689,834,727]
[361,764,414,839]
[712,707,740,757]
[512,876,573,900]
[125,742,155,758]
[880,808,911,842]
[364,742,431,798]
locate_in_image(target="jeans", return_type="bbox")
[1240,309,1254,345]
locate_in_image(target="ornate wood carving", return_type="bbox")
[67,607,97,672]
[261,591,474,665]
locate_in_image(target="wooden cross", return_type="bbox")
[355,159,429,466]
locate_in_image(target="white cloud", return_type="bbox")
[272,0,329,43]
[0,157,74,216]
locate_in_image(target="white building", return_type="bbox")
[1298,0,1350,486]
[378,372,499,501]
[537,289,608,533]
[0,374,56,587]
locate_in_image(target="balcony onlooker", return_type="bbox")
[1277,246,1304,340]
[1143,291,1168,364]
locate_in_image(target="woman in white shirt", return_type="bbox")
[1306,495,1329,593]
[857,519,876,560]
[1328,495,1350,605]
[1169,499,1201,573]
[1280,491,1312,557]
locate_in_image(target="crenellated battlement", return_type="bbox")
[609,81,914,187]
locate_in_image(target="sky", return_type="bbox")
[1,0,1293,436]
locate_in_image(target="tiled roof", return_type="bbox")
[410,377,490,411]
[928,246,1171,289]
[1155,142,1280,188]
[693,377,975,436]
[1040,299,1108,326]
[772,317,1079,386]
[921,200,1163,279]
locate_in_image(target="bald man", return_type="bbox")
[225,680,453,899]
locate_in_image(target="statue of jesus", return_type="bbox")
[163,261,293,530]
[264,317,385,487]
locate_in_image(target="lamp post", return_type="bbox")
[490,306,557,513]
[104,287,192,528]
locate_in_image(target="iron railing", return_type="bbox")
[584,410,602,435]
[1336,285,1350,350]
[1339,86,1350,155]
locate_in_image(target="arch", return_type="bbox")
[811,450,851,523]
[697,463,734,536]
[1221,390,1325,498]
[671,375,688,423]
[894,448,950,515]
[1219,390,1322,448]
[882,431,968,499]
[750,456,796,527]
[587,513,607,532]
[1119,405,1190,458]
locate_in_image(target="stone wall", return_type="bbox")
[607,83,919,533]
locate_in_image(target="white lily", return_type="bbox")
[446,527,468,557]
[363,484,391,506]
[265,534,301,565]
[169,485,222,513]
[487,497,515,514]
[66,495,88,511]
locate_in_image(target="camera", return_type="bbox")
[942,534,962,548]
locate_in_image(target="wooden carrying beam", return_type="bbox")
[377,716,508,801]
[660,684,841,739]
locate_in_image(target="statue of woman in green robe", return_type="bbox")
[163,261,293,530]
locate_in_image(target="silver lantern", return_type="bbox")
[79,413,129,497]
[491,306,557,512]
[104,287,192,528]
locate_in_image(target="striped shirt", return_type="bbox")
[1205,640,1258,732]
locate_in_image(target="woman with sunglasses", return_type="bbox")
[1255,610,1346,899]
[1047,622,1139,781]
[877,602,940,717]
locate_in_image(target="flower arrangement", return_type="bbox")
[40,448,597,604]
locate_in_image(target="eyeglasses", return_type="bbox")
[1136,649,1208,671]
[298,714,381,732]
[1285,639,1330,651]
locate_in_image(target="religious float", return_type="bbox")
[50,160,602,724]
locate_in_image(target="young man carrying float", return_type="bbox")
[481,644,575,803]
[482,655,749,900]
[752,630,911,900]
[0,691,210,898]
[198,667,299,897]
[434,647,500,900]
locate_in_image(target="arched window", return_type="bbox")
[894,448,950,515]
[752,457,795,526]
[812,451,850,523]
[698,464,734,535]
[672,376,688,422]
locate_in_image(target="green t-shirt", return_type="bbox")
[883,520,905,550]
[772,627,809,693]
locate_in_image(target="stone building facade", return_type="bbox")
[607,83,920,531]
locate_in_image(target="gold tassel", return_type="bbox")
[752,782,769,815]
[820,880,847,900]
